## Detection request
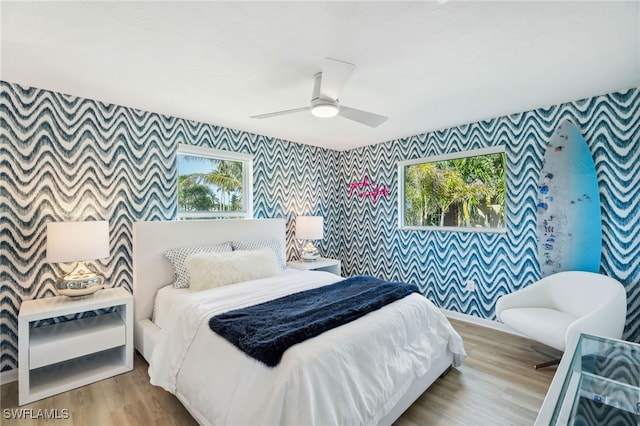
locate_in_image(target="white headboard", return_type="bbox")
[132,218,286,325]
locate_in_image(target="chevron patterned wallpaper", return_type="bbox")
[0,81,340,372]
[339,88,640,343]
[1,81,638,374]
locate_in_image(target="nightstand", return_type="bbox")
[287,257,341,276]
[18,287,133,405]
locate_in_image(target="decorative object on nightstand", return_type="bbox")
[47,220,110,297]
[296,216,323,261]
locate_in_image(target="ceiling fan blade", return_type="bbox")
[319,58,355,100]
[338,105,388,128]
[250,107,310,119]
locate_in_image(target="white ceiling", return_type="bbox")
[1,1,638,151]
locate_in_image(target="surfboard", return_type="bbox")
[537,119,602,276]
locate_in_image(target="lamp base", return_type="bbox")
[55,262,104,297]
[300,242,321,262]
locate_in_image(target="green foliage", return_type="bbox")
[178,175,216,211]
[178,160,244,213]
[404,152,506,228]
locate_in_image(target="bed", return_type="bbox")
[132,218,465,426]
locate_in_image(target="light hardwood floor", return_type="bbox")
[1,319,561,425]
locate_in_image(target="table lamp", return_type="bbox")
[46,220,110,297]
[296,216,323,261]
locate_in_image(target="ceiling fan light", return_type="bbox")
[311,103,339,118]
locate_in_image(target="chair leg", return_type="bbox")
[534,358,561,370]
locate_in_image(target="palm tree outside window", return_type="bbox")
[177,144,253,220]
[398,146,506,233]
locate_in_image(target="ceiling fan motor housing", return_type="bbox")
[310,72,339,118]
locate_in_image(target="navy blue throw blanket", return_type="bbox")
[208,275,418,367]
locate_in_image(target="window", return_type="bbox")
[398,146,506,232]
[177,144,253,219]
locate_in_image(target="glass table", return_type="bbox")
[536,334,640,425]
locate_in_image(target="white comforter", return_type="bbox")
[149,270,466,426]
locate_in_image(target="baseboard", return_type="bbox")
[1,368,18,385]
[440,308,526,338]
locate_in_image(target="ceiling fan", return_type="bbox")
[250,58,388,128]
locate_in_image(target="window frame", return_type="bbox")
[397,146,507,233]
[177,144,253,220]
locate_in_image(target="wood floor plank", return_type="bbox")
[1,318,559,425]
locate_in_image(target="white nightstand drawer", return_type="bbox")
[29,312,126,369]
[19,287,133,405]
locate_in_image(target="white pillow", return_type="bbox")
[185,248,281,291]
[164,243,232,288]
[232,239,285,270]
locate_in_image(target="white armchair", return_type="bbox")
[496,271,627,368]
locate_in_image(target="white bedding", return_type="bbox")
[152,284,189,329]
[149,270,466,426]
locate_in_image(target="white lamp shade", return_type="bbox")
[46,221,110,263]
[295,216,324,240]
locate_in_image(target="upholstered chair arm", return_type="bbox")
[565,289,627,349]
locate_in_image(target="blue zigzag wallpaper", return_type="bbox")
[1,81,638,375]
[0,81,340,372]
[339,88,640,342]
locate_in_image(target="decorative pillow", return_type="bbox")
[232,239,285,270]
[185,248,281,291]
[164,243,232,288]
